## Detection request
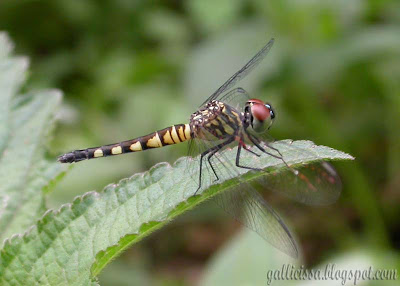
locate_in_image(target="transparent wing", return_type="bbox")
[186,124,342,257]
[187,125,342,206]
[217,87,251,111]
[201,38,275,106]
[210,149,299,258]
[187,127,299,258]
[256,160,341,206]
[250,136,342,206]
[215,179,298,258]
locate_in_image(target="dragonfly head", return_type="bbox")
[245,99,275,133]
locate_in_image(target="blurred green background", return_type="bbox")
[1,0,399,285]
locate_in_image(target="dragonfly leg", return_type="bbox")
[196,151,210,195]
[242,144,260,157]
[247,134,282,159]
[235,143,262,171]
[247,134,283,160]
[207,135,259,182]
[264,141,285,159]
[207,150,220,182]
[195,136,236,195]
[264,141,299,176]
[247,133,298,175]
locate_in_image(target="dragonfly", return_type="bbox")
[58,38,342,258]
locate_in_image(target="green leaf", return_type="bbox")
[0,32,66,241]
[0,33,27,151]
[0,139,352,285]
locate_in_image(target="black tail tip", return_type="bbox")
[58,153,74,163]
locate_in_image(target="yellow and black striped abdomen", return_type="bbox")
[58,124,192,163]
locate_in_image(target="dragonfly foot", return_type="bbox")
[194,186,201,196]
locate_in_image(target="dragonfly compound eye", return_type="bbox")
[248,100,274,133]
[265,103,275,120]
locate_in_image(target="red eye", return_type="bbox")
[248,99,270,122]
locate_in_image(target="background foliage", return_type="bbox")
[0,0,399,285]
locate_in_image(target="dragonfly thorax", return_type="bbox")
[190,100,243,140]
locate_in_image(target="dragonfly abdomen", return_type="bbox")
[58,124,192,163]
